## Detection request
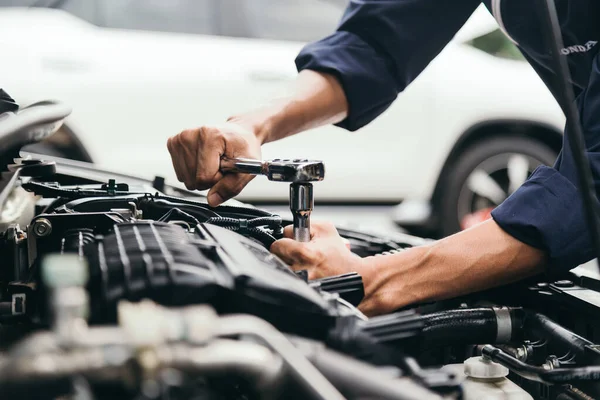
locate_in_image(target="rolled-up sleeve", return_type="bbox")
[491,166,595,270]
[295,0,481,131]
[492,54,600,271]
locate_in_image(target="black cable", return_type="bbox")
[245,216,284,228]
[522,311,593,357]
[204,216,283,246]
[143,198,221,220]
[205,216,282,228]
[157,208,201,226]
[221,226,277,248]
[482,345,600,384]
[156,195,277,219]
[537,0,600,270]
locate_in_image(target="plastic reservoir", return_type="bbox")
[442,356,533,400]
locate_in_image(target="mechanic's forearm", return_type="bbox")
[359,219,547,315]
[227,70,349,144]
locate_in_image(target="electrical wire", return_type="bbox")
[205,216,282,228]
[204,216,283,247]
[157,208,201,226]
[482,345,600,384]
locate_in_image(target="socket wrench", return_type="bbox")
[220,157,325,241]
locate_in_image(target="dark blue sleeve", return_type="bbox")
[295,0,481,131]
[491,54,600,271]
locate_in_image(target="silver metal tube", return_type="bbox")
[2,340,284,392]
[157,340,284,396]
[217,315,346,400]
[10,327,128,357]
[0,346,132,384]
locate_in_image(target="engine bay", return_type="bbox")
[0,101,599,400]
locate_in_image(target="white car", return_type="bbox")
[0,1,565,236]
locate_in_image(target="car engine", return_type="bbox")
[0,98,600,400]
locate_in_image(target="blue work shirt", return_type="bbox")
[295,0,600,271]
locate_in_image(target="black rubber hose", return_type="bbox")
[420,308,499,345]
[482,345,600,384]
[418,308,594,355]
[522,311,593,357]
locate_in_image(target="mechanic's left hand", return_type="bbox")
[270,221,365,281]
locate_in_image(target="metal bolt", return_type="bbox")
[32,218,52,237]
[516,346,528,361]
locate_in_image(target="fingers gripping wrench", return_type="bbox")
[220,157,325,242]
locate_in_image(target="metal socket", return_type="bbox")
[290,183,313,212]
[290,183,313,242]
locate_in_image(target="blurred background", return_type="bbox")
[0,0,565,238]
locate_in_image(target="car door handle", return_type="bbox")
[41,57,92,73]
[246,70,294,82]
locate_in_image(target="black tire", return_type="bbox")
[437,136,558,237]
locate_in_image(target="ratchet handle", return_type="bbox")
[221,157,325,183]
[220,157,265,176]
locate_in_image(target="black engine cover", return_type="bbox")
[85,221,337,338]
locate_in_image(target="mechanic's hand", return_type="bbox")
[167,122,262,206]
[270,221,365,281]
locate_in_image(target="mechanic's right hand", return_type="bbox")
[167,122,262,207]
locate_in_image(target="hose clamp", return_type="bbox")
[493,307,512,343]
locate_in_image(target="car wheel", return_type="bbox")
[438,136,558,237]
